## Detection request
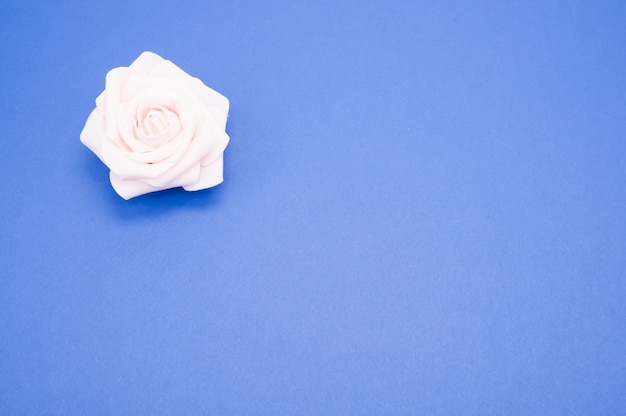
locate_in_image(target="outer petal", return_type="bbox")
[103,67,132,147]
[164,164,201,189]
[140,125,211,186]
[110,164,203,199]
[109,172,161,200]
[151,57,196,81]
[194,81,229,128]
[80,108,107,161]
[200,129,229,167]
[183,155,224,191]
[149,57,229,126]
[95,91,106,115]
[129,51,165,73]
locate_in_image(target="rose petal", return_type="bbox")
[120,102,196,167]
[149,58,229,126]
[102,138,175,179]
[95,91,106,115]
[129,51,165,74]
[191,80,230,129]
[151,58,196,81]
[200,135,229,167]
[184,155,224,191]
[110,163,201,199]
[123,56,200,103]
[109,171,161,200]
[122,72,193,106]
[137,119,211,187]
[194,111,230,166]
[164,163,200,188]
[106,110,197,184]
[103,67,132,146]
[80,108,107,161]
[159,73,229,129]
[117,101,156,153]
[143,108,167,136]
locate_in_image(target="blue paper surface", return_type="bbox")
[1,1,625,414]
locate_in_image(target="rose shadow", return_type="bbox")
[82,153,226,222]
[117,185,225,219]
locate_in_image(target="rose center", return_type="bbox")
[142,108,168,136]
[134,103,182,147]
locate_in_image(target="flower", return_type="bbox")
[80,51,230,200]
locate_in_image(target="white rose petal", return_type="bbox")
[80,51,230,200]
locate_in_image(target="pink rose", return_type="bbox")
[80,51,230,199]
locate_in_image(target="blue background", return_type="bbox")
[1,0,625,414]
